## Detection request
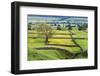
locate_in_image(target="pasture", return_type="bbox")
[28,27,88,61]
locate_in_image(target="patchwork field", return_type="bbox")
[28,28,88,61]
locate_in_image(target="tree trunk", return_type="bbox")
[45,35,48,45]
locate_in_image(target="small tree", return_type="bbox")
[57,25,61,30]
[82,23,88,30]
[77,23,88,30]
[28,23,32,30]
[35,23,53,44]
[67,21,72,30]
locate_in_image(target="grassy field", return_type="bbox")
[28,28,88,61]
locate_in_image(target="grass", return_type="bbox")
[28,38,45,49]
[28,48,70,61]
[28,28,88,61]
[49,39,74,45]
[75,40,88,50]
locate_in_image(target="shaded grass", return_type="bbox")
[28,48,71,61]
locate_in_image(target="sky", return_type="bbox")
[28,15,88,24]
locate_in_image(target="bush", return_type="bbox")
[28,24,31,30]
[68,24,72,30]
[57,25,61,30]
[77,23,87,30]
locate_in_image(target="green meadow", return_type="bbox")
[28,27,88,61]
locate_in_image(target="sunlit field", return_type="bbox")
[28,27,88,61]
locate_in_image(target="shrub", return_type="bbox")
[77,23,88,30]
[57,25,61,30]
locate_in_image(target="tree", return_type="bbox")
[82,23,88,30]
[57,25,61,30]
[77,23,88,30]
[67,21,72,30]
[28,23,32,30]
[35,23,53,44]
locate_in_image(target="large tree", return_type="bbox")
[35,23,53,44]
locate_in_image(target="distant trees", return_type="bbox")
[82,23,88,30]
[28,23,32,30]
[35,23,53,44]
[77,23,88,30]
